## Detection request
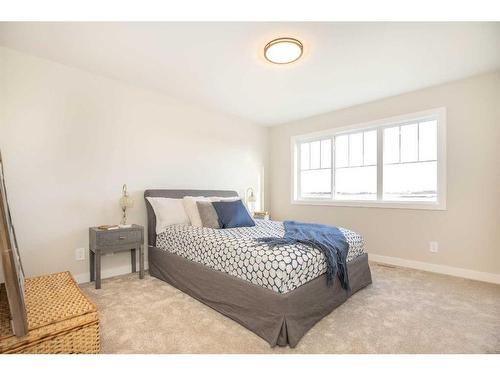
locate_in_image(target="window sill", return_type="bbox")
[291,199,446,210]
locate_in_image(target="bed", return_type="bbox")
[145,189,372,348]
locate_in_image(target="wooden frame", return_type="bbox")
[0,151,28,336]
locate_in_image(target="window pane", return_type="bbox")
[400,123,418,162]
[363,130,377,165]
[419,120,437,161]
[335,166,377,200]
[383,161,437,201]
[300,143,310,170]
[335,135,348,168]
[384,126,399,164]
[301,169,332,198]
[320,139,331,168]
[310,141,320,169]
[349,132,363,166]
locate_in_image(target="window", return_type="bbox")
[334,130,377,200]
[383,121,437,202]
[292,108,446,209]
[299,139,332,198]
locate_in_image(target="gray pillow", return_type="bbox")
[196,201,220,229]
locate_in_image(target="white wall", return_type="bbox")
[269,71,500,279]
[0,47,268,283]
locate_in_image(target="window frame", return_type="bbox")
[291,107,447,210]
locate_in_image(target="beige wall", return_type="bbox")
[0,47,268,282]
[1,45,498,284]
[269,71,500,276]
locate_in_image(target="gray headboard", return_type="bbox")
[144,189,239,247]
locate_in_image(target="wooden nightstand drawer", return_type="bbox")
[96,229,141,246]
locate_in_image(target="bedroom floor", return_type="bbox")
[80,263,500,354]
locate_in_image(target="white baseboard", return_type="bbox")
[74,261,149,284]
[368,253,500,285]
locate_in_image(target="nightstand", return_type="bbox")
[89,224,144,289]
[253,211,270,220]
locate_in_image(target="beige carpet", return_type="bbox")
[80,263,500,354]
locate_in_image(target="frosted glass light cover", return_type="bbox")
[264,38,303,64]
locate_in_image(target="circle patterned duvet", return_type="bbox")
[155,219,365,293]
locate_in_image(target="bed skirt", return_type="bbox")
[149,247,372,348]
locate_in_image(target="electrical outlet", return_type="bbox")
[75,248,85,261]
[429,241,439,253]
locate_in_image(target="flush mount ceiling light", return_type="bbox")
[264,37,303,64]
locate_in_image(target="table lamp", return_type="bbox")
[119,184,134,228]
[246,187,256,214]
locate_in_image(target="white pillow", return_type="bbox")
[182,196,211,227]
[208,196,240,202]
[146,197,190,234]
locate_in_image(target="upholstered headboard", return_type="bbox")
[144,189,239,247]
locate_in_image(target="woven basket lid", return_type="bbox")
[1,271,97,338]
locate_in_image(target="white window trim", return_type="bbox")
[291,107,447,210]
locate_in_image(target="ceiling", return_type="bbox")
[1,22,499,125]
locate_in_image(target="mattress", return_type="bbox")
[156,219,365,294]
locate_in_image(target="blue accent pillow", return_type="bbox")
[211,200,255,229]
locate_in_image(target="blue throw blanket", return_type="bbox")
[257,221,350,291]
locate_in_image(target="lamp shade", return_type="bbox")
[246,187,256,203]
[119,184,134,208]
[119,195,134,209]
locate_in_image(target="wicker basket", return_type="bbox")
[0,271,100,354]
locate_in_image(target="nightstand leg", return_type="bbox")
[95,249,101,289]
[131,248,136,273]
[139,245,144,279]
[89,250,95,282]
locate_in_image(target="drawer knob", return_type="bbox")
[119,236,125,240]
